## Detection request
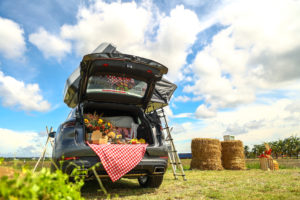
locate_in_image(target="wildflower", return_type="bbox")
[98,119,103,124]
[84,119,89,124]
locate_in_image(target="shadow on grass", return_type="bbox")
[81,179,155,199]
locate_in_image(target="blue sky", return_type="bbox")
[1,0,300,156]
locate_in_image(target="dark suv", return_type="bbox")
[51,43,176,188]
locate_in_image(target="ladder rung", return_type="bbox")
[169,162,182,164]
[168,150,177,153]
[175,174,186,176]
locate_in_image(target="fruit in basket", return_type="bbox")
[107,131,116,139]
[130,138,138,144]
[117,140,125,144]
[116,134,122,139]
[138,138,146,144]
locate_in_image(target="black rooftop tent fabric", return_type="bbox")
[63,66,80,108]
[145,78,177,113]
[63,43,177,111]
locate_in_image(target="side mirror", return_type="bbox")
[49,131,56,138]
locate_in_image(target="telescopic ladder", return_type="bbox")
[157,108,187,181]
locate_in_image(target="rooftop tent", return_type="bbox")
[63,43,177,110]
[63,66,80,108]
[145,78,177,113]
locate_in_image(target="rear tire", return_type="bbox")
[138,175,164,188]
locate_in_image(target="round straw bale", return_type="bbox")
[190,138,223,170]
[221,140,246,170]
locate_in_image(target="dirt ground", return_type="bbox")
[0,166,15,178]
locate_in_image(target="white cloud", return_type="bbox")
[0,71,51,112]
[142,5,202,80]
[183,0,300,112]
[172,96,300,152]
[61,0,153,56]
[174,95,191,102]
[195,104,216,118]
[0,17,26,59]
[162,105,174,122]
[48,0,207,81]
[285,101,300,114]
[218,0,300,82]
[0,128,48,157]
[173,113,194,118]
[184,45,255,111]
[224,120,265,135]
[29,27,71,60]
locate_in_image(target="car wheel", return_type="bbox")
[138,175,164,188]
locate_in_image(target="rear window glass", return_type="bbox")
[87,75,147,98]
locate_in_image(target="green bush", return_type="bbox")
[0,167,85,200]
[246,162,260,169]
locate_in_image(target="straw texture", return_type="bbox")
[190,138,223,170]
[221,140,246,170]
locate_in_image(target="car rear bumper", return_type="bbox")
[58,156,168,179]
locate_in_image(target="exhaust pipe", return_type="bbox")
[154,167,165,174]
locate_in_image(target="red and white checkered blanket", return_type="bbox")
[87,143,148,182]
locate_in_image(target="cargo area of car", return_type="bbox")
[82,102,155,145]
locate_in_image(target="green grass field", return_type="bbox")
[1,159,300,200]
[80,168,300,200]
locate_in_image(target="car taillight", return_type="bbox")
[62,121,75,129]
[61,157,79,161]
[159,156,168,159]
[147,70,152,73]
[102,63,109,67]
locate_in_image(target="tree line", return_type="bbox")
[244,135,300,159]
